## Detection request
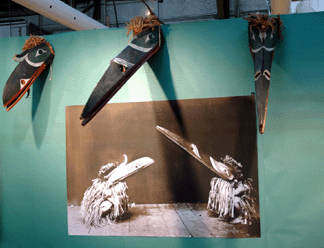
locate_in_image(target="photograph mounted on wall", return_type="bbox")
[66,96,260,238]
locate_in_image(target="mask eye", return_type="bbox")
[251,32,256,41]
[270,32,273,39]
[223,168,230,177]
[35,49,47,57]
[145,34,154,43]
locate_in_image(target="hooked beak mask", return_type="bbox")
[80,15,163,126]
[2,36,54,111]
[245,14,283,134]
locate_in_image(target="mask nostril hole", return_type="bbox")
[119,65,126,73]
[264,70,271,80]
[264,71,271,77]
[254,71,261,80]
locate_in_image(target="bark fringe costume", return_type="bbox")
[207,155,256,224]
[80,155,154,229]
[80,158,131,228]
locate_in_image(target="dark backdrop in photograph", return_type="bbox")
[66,96,258,206]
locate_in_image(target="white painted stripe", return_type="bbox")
[25,57,44,67]
[251,46,275,53]
[128,43,153,53]
[14,54,28,62]
[113,58,135,68]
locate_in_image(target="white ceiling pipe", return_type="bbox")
[12,0,108,31]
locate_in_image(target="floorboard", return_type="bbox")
[67,203,260,238]
[157,204,191,237]
[173,203,214,238]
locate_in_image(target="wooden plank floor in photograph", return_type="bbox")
[68,203,260,238]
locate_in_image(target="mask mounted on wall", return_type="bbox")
[245,14,283,134]
[2,36,55,111]
[80,14,163,126]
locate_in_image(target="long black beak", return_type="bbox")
[80,26,163,126]
[252,46,274,134]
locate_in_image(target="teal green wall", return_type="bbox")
[1,12,324,248]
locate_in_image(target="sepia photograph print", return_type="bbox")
[66,96,260,238]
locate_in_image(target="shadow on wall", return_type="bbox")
[146,26,205,202]
[32,66,51,149]
[146,26,187,129]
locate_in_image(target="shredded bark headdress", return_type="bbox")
[244,13,284,40]
[22,35,55,54]
[125,0,162,37]
[126,14,162,37]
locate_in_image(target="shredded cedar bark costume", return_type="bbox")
[207,155,256,224]
[22,35,55,54]
[244,13,284,39]
[80,161,132,229]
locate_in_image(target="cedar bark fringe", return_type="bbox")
[126,14,162,37]
[22,35,55,54]
[208,178,235,218]
[207,177,256,222]
[244,13,284,39]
